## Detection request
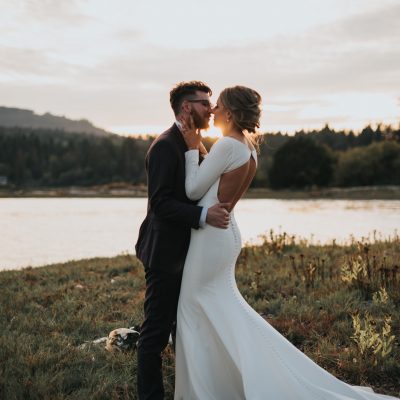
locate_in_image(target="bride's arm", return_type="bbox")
[185,138,233,200]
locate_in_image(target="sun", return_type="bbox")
[202,124,222,139]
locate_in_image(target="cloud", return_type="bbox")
[3,1,399,95]
[115,29,144,42]
[0,47,52,75]
[0,45,83,85]
[0,80,172,127]
[0,1,398,133]
[67,1,399,97]
[334,2,400,42]
[20,0,91,25]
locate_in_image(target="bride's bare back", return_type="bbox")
[218,151,257,212]
[185,136,258,213]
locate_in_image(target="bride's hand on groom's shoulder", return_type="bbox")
[178,114,201,150]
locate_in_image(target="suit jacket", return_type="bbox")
[135,124,203,273]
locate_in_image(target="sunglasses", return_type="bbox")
[187,99,214,108]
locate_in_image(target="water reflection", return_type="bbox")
[0,198,399,270]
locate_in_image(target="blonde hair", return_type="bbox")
[219,85,262,150]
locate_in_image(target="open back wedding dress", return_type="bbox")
[174,136,398,400]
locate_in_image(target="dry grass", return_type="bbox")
[0,233,399,399]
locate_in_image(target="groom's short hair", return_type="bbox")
[170,81,212,116]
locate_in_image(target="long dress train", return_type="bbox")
[174,136,398,400]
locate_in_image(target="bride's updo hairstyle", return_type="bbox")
[219,86,262,135]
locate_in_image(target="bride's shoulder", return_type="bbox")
[211,136,235,151]
[216,136,234,144]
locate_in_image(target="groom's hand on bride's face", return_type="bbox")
[206,203,231,229]
[179,113,201,150]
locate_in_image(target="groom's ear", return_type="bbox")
[181,100,191,114]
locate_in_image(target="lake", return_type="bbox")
[0,198,399,270]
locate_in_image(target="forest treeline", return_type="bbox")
[0,124,399,189]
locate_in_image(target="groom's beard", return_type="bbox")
[192,109,210,130]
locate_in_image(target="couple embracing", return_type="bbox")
[135,82,398,400]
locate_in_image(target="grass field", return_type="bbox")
[0,233,399,399]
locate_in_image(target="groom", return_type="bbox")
[135,81,230,399]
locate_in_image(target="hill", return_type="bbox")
[0,106,112,136]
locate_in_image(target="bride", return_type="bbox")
[174,86,398,399]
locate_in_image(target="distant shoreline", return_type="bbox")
[1,185,400,200]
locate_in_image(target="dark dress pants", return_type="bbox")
[137,268,183,400]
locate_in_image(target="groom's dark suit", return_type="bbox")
[135,123,203,400]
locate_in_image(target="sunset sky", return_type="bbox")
[1,0,399,136]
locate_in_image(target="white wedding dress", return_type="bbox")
[174,136,398,400]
